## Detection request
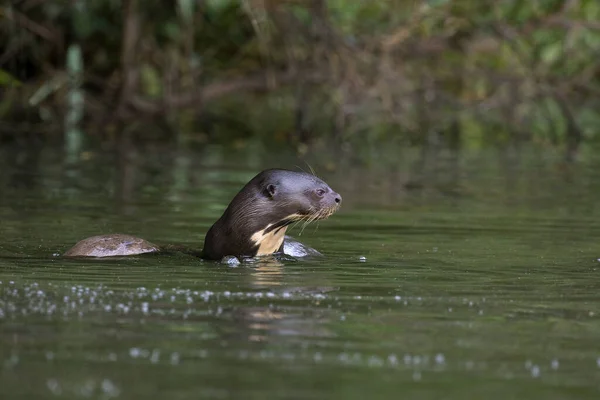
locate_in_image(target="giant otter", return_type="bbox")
[64,169,342,260]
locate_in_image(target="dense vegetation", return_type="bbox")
[2,0,600,158]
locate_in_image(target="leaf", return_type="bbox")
[0,69,21,87]
[540,41,563,65]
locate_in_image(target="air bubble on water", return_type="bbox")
[338,352,350,363]
[435,353,445,365]
[170,352,180,365]
[282,292,291,299]
[101,379,121,397]
[79,379,96,397]
[313,352,322,362]
[340,315,346,321]
[358,256,366,262]
[129,348,141,358]
[394,296,401,301]
[551,359,559,370]
[368,356,384,367]
[47,379,62,395]
[531,365,540,378]
[387,354,398,366]
[46,351,55,361]
[150,349,160,364]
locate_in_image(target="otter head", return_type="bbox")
[202,169,341,260]
[258,169,342,225]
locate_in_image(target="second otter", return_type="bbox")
[64,169,342,260]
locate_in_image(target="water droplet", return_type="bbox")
[222,256,240,267]
[435,353,445,364]
[129,348,141,358]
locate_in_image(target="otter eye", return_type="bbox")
[266,184,277,197]
[316,189,326,197]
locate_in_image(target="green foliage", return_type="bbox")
[2,0,599,154]
[0,70,21,87]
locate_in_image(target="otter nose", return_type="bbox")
[333,192,342,204]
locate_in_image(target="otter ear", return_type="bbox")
[265,184,277,198]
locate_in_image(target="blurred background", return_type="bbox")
[2,0,599,162]
[3,2,600,399]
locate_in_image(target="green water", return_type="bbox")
[2,144,600,399]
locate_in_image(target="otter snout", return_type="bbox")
[332,192,342,204]
[324,190,342,212]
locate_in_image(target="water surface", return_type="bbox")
[1,144,600,399]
